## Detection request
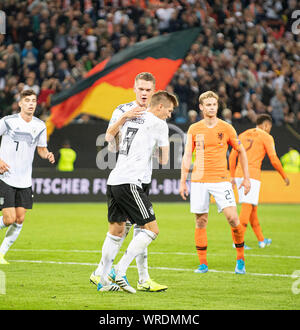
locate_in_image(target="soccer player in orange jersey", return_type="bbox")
[180,91,251,274]
[229,114,290,248]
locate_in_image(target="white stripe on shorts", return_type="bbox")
[130,184,149,219]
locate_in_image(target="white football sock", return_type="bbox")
[0,216,7,230]
[134,225,150,283]
[116,229,157,277]
[0,223,23,255]
[94,232,122,285]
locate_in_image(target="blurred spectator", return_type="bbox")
[4,45,20,77]
[21,41,38,69]
[269,91,289,126]
[156,1,176,33]
[23,76,40,95]
[188,110,198,124]
[173,76,190,123]
[222,108,232,124]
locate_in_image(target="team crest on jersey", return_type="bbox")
[0,197,4,205]
[218,132,223,140]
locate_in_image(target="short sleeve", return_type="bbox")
[108,108,124,127]
[0,118,7,136]
[37,127,47,147]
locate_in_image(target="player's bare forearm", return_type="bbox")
[105,116,127,142]
[181,151,192,181]
[37,147,55,164]
[229,149,238,178]
[237,146,251,194]
[238,146,249,180]
[180,152,192,200]
[269,155,288,181]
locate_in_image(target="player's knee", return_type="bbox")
[227,215,239,227]
[195,214,208,228]
[3,215,17,226]
[109,222,125,237]
[15,216,25,225]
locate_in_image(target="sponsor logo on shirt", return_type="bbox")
[130,118,145,124]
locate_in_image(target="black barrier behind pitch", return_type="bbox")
[32,169,186,203]
[33,121,300,170]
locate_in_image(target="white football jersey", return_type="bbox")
[108,101,152,184]
[107,111,169,187]
[0,113,47,188]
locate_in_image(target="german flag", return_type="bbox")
[47,27,201,137]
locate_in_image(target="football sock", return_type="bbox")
[249,206,264,242]
[0,223,23,255]
[239,203,253,233]
[0,216,7,230]
[95,232,122,285]
[133,225,150,283]
[116,229,157,277]
[231,223,245,260]
[195,227,207,265]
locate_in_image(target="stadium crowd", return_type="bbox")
[0,0,299,126]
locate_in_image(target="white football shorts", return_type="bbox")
[235,177,261,206]
[190,181,236,214]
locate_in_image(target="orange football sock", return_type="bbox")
[195,227,207,265]
[231,223,245,260]
[250,206,264,242]
[239,203,253,234]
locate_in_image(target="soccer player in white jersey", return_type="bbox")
[0,89,55,264]
[93,90,178,293]
[91,72,167,292]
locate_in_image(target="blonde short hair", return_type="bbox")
[198,91,219,105]
[135,72,156,88]
[150,90,178,108]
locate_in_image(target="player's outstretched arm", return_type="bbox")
[237,145,251,195]
[37,147,55,164]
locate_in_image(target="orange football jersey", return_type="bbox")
[230,127,286,181]
[187,119,241,182]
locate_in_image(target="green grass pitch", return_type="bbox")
[0,203,299,310]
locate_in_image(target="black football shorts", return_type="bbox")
[106,183,155,226]
[0,180,33,210]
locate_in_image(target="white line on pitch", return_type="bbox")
[7,259,300,278]
[10,248,300,260]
